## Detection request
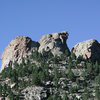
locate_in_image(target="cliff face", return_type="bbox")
[0,31,69,71]
[0,36,39,71]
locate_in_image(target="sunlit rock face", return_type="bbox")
[0,31,70,71]
[0,36,39,71]
[71,39,100,61]
[38,31,69,56]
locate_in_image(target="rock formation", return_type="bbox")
[0,31,69,71]
[1,36,39,71]
[22,86,47,100]
[71,39,100,61]
[38,31,69,55]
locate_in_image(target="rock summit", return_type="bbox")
[71,39,100,61]
[1,31,69,71]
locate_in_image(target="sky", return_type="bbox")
[0,0,100,69]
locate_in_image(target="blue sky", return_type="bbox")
[0,0,100,68]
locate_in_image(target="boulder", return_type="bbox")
[0,36,39,71]
[22,86,47,100]
[71,39,100,61]
[38,31,69,56]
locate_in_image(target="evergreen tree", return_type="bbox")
[8,91,14,100]
[63,93,68,100]
[95,74,100,85]
[20,79,25,88]
[71,52,76,60]
[0,84,2,96]
[68,69,75,81]
[65,49,70,57]
[95,89,100,100]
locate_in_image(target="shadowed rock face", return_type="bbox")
[0,31,69,71]
[71,39,100,61]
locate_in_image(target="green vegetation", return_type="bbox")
[0,50,100,100]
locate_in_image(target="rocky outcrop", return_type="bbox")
[1,31,69,71]
[22,86,47,100]
[38,31,69,56]
[1,36,39,71]
[71,39,100,61]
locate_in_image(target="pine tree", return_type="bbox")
[0,84,2,96]
[8,91,14,100]
[63,93,68,100]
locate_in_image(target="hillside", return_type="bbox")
[0,32,100,100]
[0,50,100,100]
